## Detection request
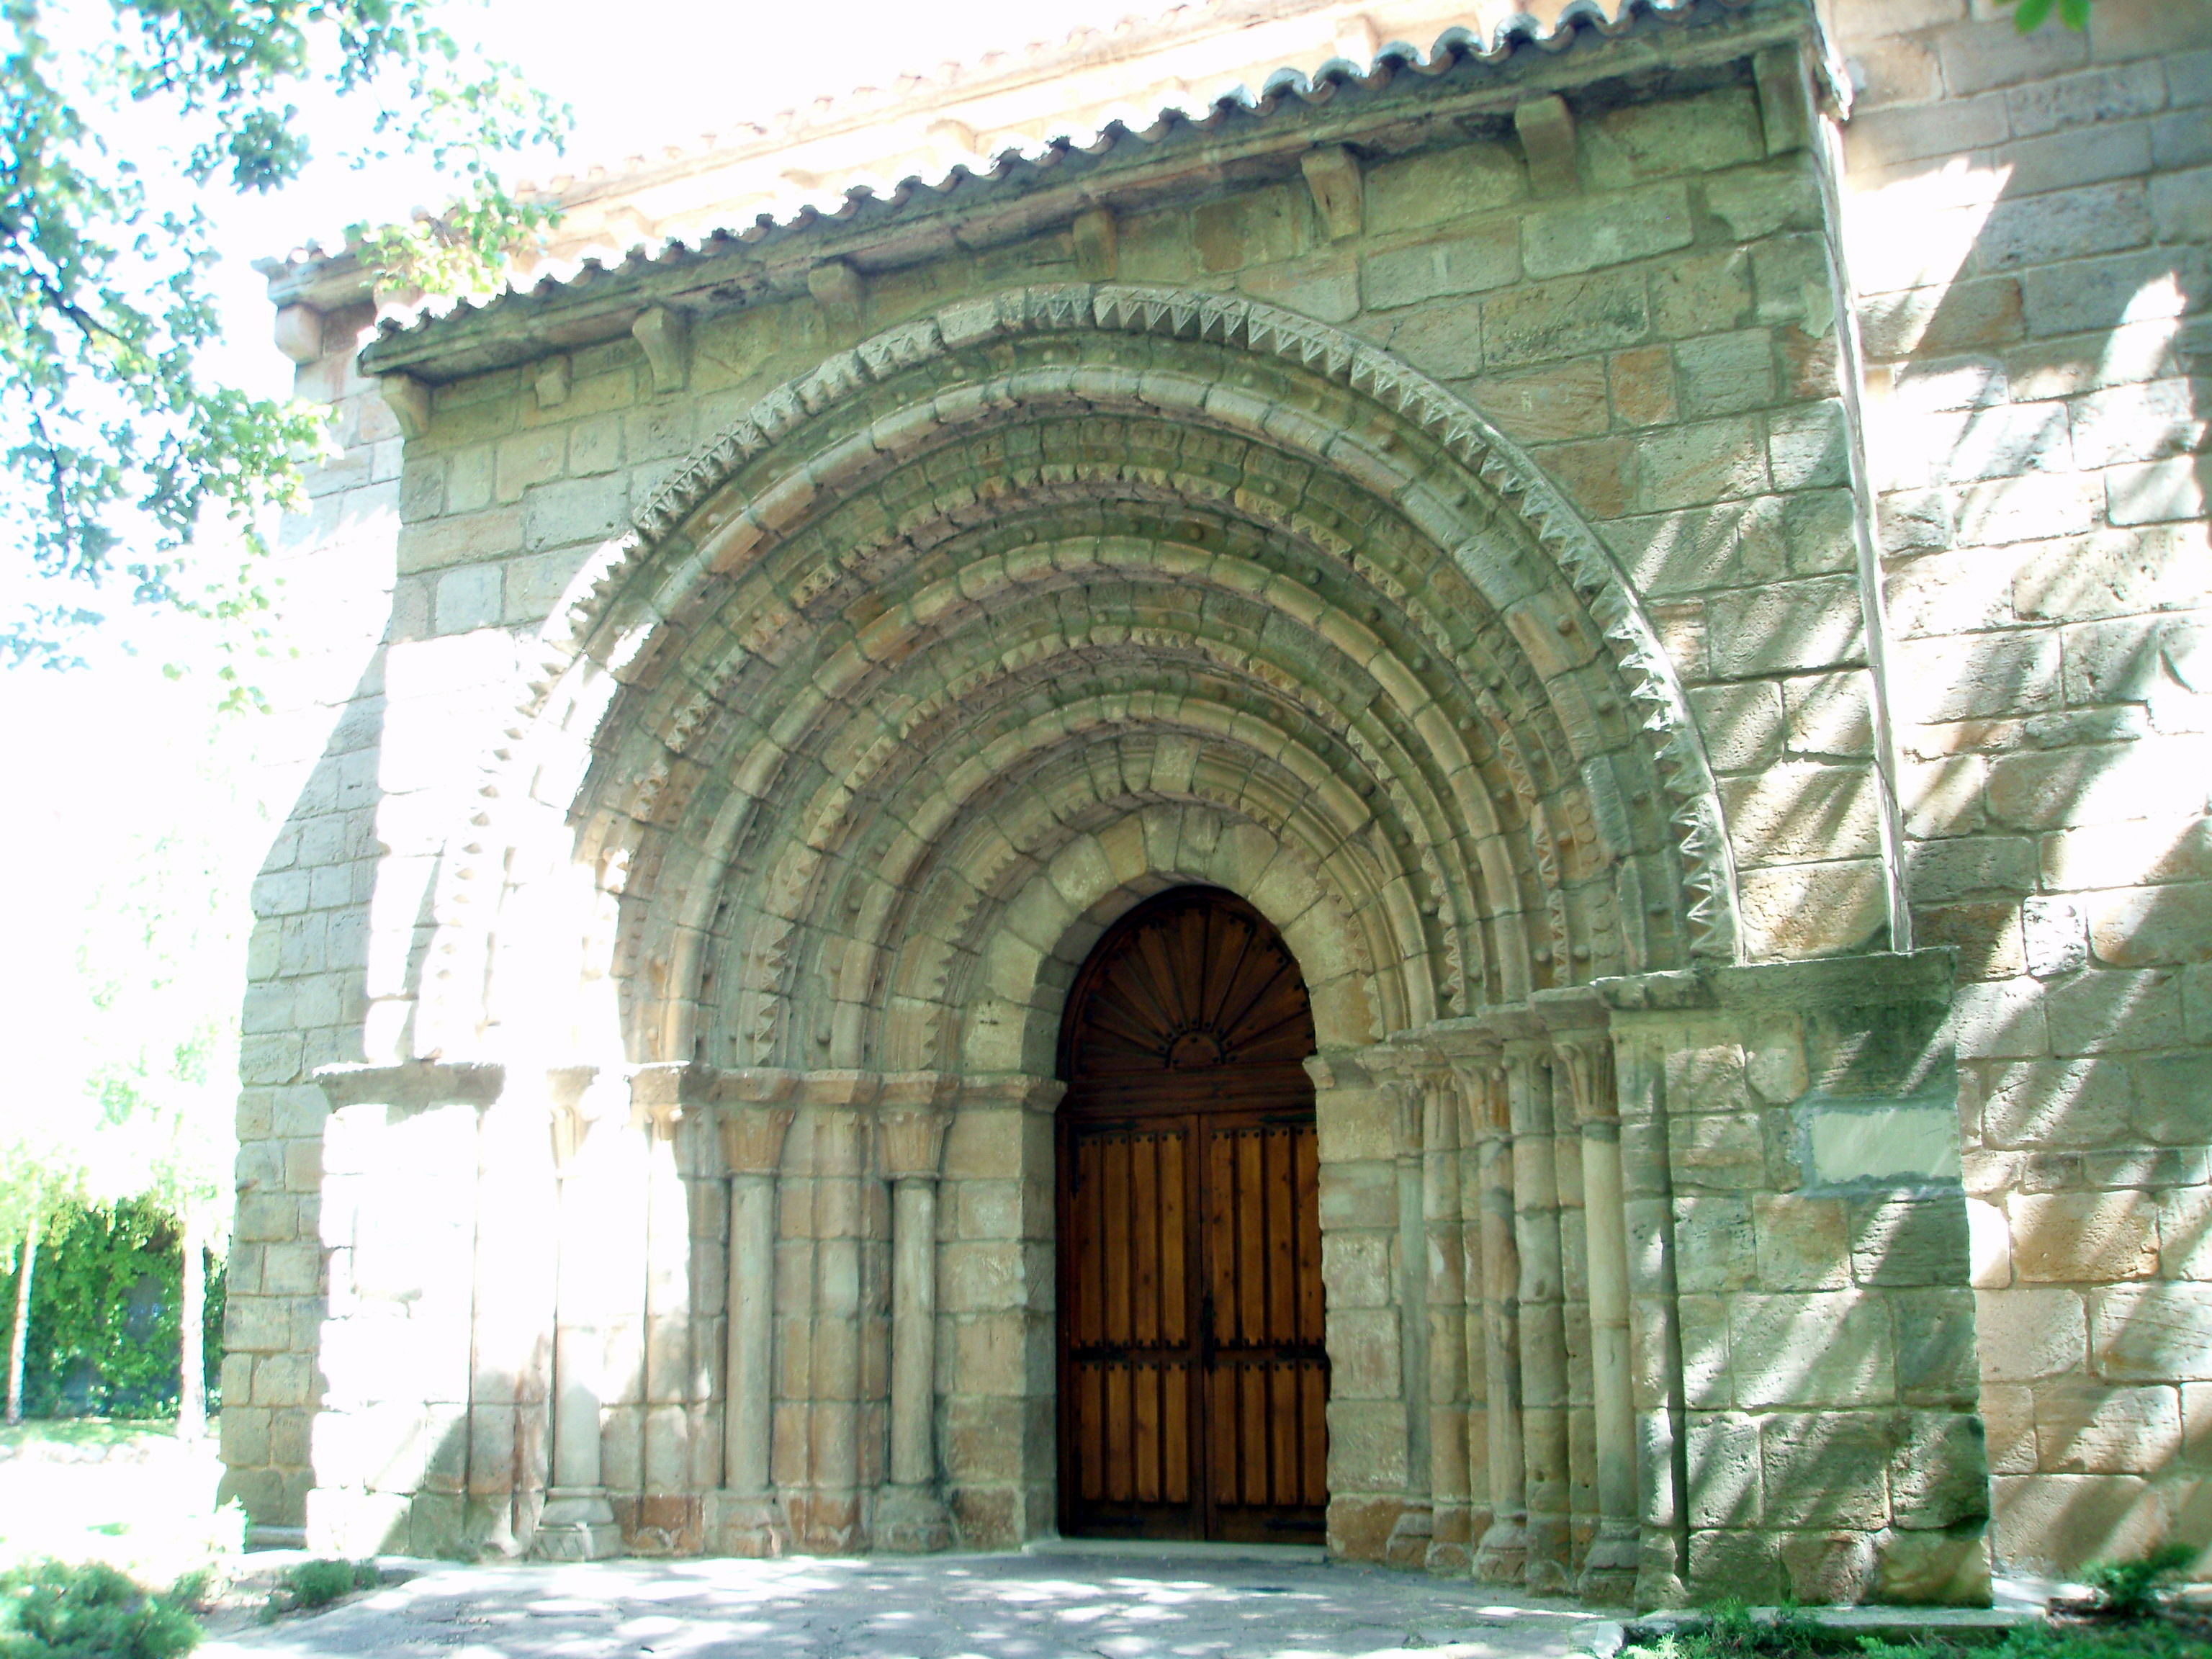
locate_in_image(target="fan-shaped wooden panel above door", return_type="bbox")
[1056,887,1328,1544]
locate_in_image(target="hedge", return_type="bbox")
[0,1197,224,1420]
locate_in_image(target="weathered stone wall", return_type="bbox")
[1608,955,1986,1604]
[221,300,397,1537]
[220,0,2208,1595]
[1824,0,2212,1578]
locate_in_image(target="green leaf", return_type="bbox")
[1,0,572,672]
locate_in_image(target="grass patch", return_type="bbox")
[1861,1626,2211,1659]
[0,1424,179,1456]
[1624,1600,2209,1659]
[0,1560,202,1659]
[2078,1547,2198,1622]
[258,1561,378,1622]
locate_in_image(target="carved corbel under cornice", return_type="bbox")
[375,373,431,439]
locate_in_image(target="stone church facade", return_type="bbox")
[225,0,2211,1609]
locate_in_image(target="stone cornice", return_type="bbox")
[626,1063,1061,1111]
[1590,948,1957,1017]
[355,0,1810,387]
[312,1060,505,1110]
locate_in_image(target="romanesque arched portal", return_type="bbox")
[395,286,1741,1587]
[293,281,1981,1611]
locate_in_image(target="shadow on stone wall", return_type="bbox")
[1854,75,2210,1574]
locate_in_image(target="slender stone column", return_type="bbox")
[1555,1025,1639,1606]
[1459,1052,1527,1585]
[1612,1032,1689,1608]
[1421,1066,1472,1574]
[876,1092,953,1552]
[534,1071,622,1559]
[706,1098,795,1556]
[1455,1068,1491,1560]
[1506,1036,1571,1593]
[1383,1075,1434,1568]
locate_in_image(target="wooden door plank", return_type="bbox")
[1237,1128,1266,1344]
[1161,1128,1188,1346]
[1267,1125,1295,1343]
[1103,1134,1131,1346]
[1133,1131,1160,1347]
[1134,1361,1161,1503]
[1105,1362,1133,1502]
[1303,1361,1329,1505]
[1165,1360,1190,1504]
[1296,1124,1323,1343]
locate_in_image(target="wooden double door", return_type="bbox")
[1056,887,1329,1543]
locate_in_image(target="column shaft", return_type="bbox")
[1423,1074,1470,1573]
[1467,1060,1527,1585]
[536,1084,621,1560]
[1458,1090,1491,1557]
[889,1177,938,1487]
[1560,1029,1638,1605]
[1509,1045,1570,1594]
[725,1172,778,1495]
[709,1102,793,1557]
[875,1102,952,1552]
[1389,1079,1434,1568]
[1614,1036,1688,1608]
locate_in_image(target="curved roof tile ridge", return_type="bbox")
[363,0,1764,351]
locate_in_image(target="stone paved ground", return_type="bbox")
[204,1550,1619,1659]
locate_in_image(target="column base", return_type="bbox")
[1425,1500,1473,1575]
[704,1491,791,1558]
[532,1489,622,1560]
[1473,1514,1528,1584]
[1574,1522,1639,1606]
[1637,1525,1689,1610]
[874,1484,952,1553]
[1384,1503,1433,1571]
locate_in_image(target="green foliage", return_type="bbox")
[1860,1622,2207,1659]
[0,1198,222,1419]
[259,1560,377,1621]
[1997,0,2093,33]
[1637,1595,2208,1659]
[1,0,569,674]
[1625,1603,1846,1659]
[0,1559,201,1659]
[2082,1545,2198,1619]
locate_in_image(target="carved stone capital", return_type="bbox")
[629,1061,692,1141]
[878,1108,952,1181]
[1551,1030,1617,1128]
[547,1066,608,1171]
[719,1105,796,1177]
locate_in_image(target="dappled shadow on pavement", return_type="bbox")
[202,1552,1608,1659]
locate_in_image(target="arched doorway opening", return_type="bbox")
[1055,886,1328,1543]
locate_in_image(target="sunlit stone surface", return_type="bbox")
[228,0,2212,1604]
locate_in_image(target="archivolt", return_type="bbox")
[408,284,1737,1068]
